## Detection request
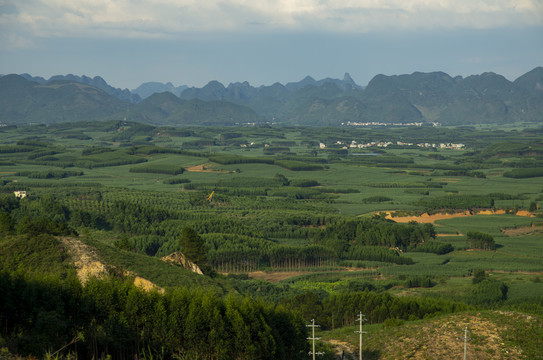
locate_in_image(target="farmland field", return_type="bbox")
[1,121,542,359]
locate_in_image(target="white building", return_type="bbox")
[14,191,27,199]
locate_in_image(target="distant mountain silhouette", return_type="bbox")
[0,74,127,124]
[1,68,542,126]
[0,75,260,126]
[132,82,188,99]
[11,73,140,103]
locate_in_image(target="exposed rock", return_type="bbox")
[59,236,109,284]
[133,275,164,293]
[161,252,203,275]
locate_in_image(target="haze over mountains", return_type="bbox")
[1,68,542,126]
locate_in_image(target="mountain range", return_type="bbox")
[1,68,542,126]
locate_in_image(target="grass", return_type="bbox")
[0,234,74,277]
[320,310,543,360]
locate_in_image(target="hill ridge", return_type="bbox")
[1,67,542,126]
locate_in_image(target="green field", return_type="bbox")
[1,121,542,359]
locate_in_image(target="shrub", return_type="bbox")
[503,168,543,179]
[275,160,324,171]
[362,196,392,203]
[163,178,191,185]
[129,164,184,175]
[467,280,508,305]
[467,231,496,250]
[405,276,436,288]
[408,241,454,255]
[472,269,487,284]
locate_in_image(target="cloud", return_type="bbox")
[0,31,34,50]
[1,0,542,44]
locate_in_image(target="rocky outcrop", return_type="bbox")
[161,252,203,275]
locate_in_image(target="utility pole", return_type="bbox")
[459,326,471,360]
[307,319,324,360]
[355,312,367,360]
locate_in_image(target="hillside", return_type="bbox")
[126,92,262,125]
[0,75,261,126]
[132,81,188,99]
[19,73,141,103]
[178,68,543,125]
[0,75,128,124]
[322,311,543,360]
[1,68,543,126]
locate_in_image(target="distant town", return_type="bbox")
[320,140,465,150]
[343,121,441,127]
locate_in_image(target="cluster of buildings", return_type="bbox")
[343,121,441,127]
[319,140,465,150]
[14,191,27,198]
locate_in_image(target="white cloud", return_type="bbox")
[1,0,541,43]
[0,31,34,50]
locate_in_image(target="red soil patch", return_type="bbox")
[385,209,535,224]
[185,163,229,173]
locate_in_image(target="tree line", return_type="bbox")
[0,271,308,360]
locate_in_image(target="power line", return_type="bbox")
[459,326,471,360]
[355,312,367,360]
[307,319,324,360]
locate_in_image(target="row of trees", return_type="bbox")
[281,290,470,330]
[2,193,433,272]
[314,218,436,251]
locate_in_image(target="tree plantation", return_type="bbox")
[1,122,542,359]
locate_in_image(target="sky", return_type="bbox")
[1,0,542,90]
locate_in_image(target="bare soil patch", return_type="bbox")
[59,237,108,284]
[248,271,309,282]
[60,236,163,292]
[247,267,379,282]
[185,163,229,173]
[385,211,472,223]
[133,276,164,293]
[327,339,356,359]
[501,225,543,236]
[385,209,534,224]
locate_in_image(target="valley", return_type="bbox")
[1,121,542,359]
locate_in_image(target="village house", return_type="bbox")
[14,191,27,199]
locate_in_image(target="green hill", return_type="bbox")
[0,75,127,124]
[126,92,262,125]
[2,68,543,126]
[322,310,543,360]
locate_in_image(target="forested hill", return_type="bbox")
[179,68,543,126]
[0,75,261,126]
[1,67,542,126]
